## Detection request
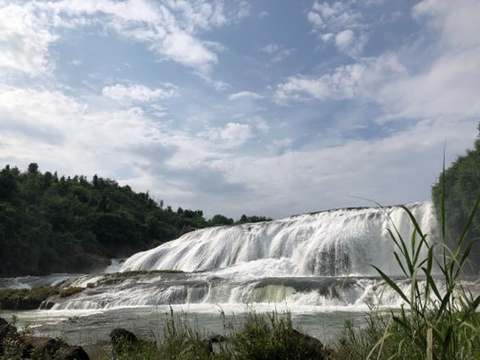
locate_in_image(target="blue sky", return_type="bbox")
[1,0,479,219]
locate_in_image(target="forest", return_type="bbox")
[431,124,480,272]
[0,163,271,276]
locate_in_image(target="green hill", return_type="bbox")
[0,163,270,277]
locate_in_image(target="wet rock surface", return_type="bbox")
[0,317,90,360]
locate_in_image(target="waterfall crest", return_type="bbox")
[122,202,439,277]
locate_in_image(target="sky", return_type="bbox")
[1,0,480,220]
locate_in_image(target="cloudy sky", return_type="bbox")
[1,0,479,219]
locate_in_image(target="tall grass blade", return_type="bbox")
[393,251,408,277]
[370,265,410,305]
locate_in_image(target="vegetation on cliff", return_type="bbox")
[431,124,480,272]
[0,164,271,277]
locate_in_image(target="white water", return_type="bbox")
[48,202,445,311]
[122,202,438,277]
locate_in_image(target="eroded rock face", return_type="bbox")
[0,317,90,360]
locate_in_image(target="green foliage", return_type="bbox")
[0,287,59,310]
[230,311,331,360]
[235,214,273,224]
[432,125,480,272]
[97,270,184,286]
[59,287,85,298]
[0,164,271,277]
[209,214,234,226]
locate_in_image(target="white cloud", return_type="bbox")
[102,83,180,103]
[335,29,354,48]
[259,43,281,54]
[308,1,367,57]
[1,0,249,77]
[157,31,217,71]
[275,53,407,103]
[309,1,361,31]
[229,91,264,101]
[321,33,334,43]
[287,0,480,134]
[0,87,166,174]
[376,0,480,122]
[251,116,270,133]
[413,0,480,50]
[259,11,270,19]
[335,29,368,56]
[276,77,328,103]
[199,122,253,147]
[259,43,296,62]
[273,138,292,148]
[335,29,352,50]
[379,49,480,121]
[0,86,229,209]
[212,118,475,218]
[220,123,252,146]
[307,11,323,27]
[198,73,230,91]
[1,85,476,220]
[0,4,58,76]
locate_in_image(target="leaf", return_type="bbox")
[371,265,410,305]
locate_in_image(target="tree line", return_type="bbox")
[0,164,271,277]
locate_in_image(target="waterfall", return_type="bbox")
[121,202,439,277]
[51,202,449,310]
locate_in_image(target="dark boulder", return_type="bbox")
[292,329,333,359]
[22,336,63,358]
[110,328,139,356]
[22,335,90,360]
[56,345,90,360]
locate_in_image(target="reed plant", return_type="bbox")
[336,183,480,359]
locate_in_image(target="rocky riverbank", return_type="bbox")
[0,317,89,359]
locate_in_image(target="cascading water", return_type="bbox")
[121,202,438,277]
[50,202,446,310]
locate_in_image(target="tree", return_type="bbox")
[210,214,234,226]
[431,124,480,273]
[0,166,17,201]
[27,162,39,174]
